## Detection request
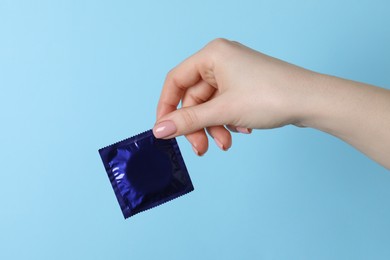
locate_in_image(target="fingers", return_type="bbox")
[206,126,232,151]
[156,50,211,120]
[181,80,216,156]
[185,129,208,156]
[154,50,221,156]
[235,127,252,134]
[226,125,238,132]
[154,38,254,156]
[153,97,224,138]
[227,125,253,134]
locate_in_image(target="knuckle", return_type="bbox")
[165,69,185,91]
[165,68,175,81]
[205,38,237,62]
[209,38,230,47]
[207,38,237,50]
[180,109,199,129]
[187,92,207,104]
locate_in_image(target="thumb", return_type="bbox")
[153,98,224,139]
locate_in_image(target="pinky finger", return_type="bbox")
[226,125,252,134]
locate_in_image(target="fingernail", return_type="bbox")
[192,146,200,156]
[153,120,177,138]
[236,127,252,134]
[214,138,226,151]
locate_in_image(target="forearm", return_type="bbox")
[300,73,390,169]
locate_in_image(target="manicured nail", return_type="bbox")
[192,145,200,156]
[153,120,177,138]
[214,138,226,151]
[236,127,252,134]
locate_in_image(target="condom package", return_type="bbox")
[98,130,194,219]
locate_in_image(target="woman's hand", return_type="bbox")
[153,38,390,169]
[153,38,316,155]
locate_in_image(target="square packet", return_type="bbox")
[99,130,194,219]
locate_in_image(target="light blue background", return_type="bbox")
[1,0,389,259]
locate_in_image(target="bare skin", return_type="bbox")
[153,38,390,169]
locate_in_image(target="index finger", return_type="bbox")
[157,50,208,120]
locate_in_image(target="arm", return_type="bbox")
[153,38,390,169]
[300,74,390,169]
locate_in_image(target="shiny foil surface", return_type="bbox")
[99,130,194,219]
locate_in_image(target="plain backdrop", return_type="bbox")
[0,0,389,259]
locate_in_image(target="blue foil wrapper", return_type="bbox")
[98,130,194,219]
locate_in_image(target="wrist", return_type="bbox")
[281,70,328,129]
[295,73,390,169]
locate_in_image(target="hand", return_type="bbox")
[152,38,316,155]
[153,38,390,170]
